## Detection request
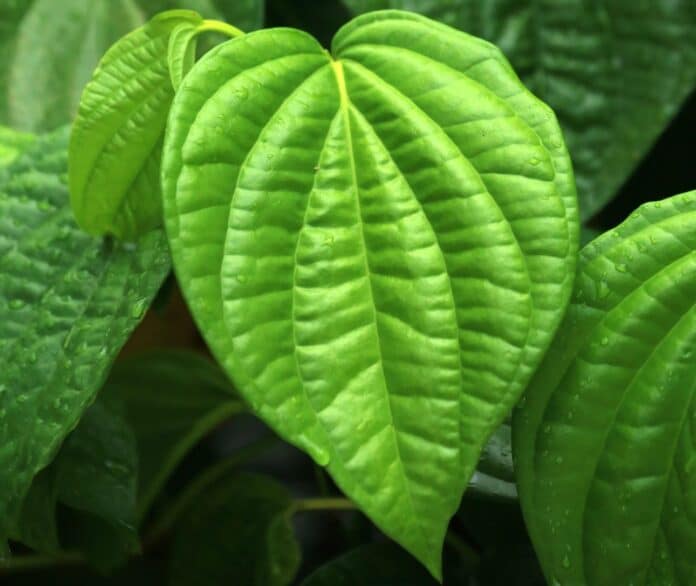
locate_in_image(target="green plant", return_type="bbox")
[0,2,693,585]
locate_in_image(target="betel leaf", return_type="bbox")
[168,23,201,91]
[169,473,300,586]
[0,128,170,546]
[300,542,439,586]
[162,10,578,576]
[343,0,696,219]
[13,397,139,568]
[147,0,265,32]
[69,9,204,241]
[513,191,696,585]
[103,350,244,519]
[8,0,145,132]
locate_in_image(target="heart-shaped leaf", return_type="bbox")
[344,0,696,219]
[69,9,204,240]
[162,10,577,575]
[513,191,696,585]
[0,128,170,546]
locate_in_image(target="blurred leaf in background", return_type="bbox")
[343,0,696,220]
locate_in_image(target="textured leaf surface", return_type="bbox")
[169,473,300,586]
[300,542,438,586]
[163,10,577,574]
[513,191,696,585]
[13,397,138,566]
[8,0,144,132]
[69,9,203,240]
[0,129,170,544]
[344,0,696,219]
[104,351,243,518]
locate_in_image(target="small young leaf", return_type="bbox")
[8,0,145,132]
[344,0,696,219]
[513,191,696,585]
[300,542,438,586]
[69,9,203,240]
[169,473,300,586]
[168,23,200,91]
[0,129,170,546]
[162,10,578,576]
[103,350,244,519]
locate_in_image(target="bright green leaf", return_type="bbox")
[0,128,170,546]
[300,542,438,586]
[343,0,696,219]
[169,473,300,586]
[513,191,696,585]
[69,9,203,240]
[162,10,577,576]
[144,0,264,31]
[103,350,244,519]
[8,0,145,132]
[168,23,200,91]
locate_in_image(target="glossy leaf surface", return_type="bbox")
[8,0,144,132]
[104,351,243,518]
[169,473,300,586]
[514,191,696,585]
[344,0,696,219]
[163,10,577,575]
[0,129,170,545]
[300,542,438,586]
[69,9,203,240]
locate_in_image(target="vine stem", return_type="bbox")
[198,19,244,38]
[293,497,357,512]
[0,551,83,574]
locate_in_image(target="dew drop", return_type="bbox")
[600,336,609,346]
[529,157,540,166]
[9,298,26,310]
[615,263,628,273]
[562,554,571,569]
[130,298,147,319]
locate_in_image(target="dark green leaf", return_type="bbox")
[344,0,696,219]
[169,473,300,586]
[0,128,170,545]
[468,423,516,502]
[7,0,145,132]
[514,191,696,585]
[69,9,203,240]
[300,542,438,586]
[162,10,577,576]
[103,350,243,519]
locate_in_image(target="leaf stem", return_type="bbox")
[197,19,244,38]
[0,551,83,574]
[294,497,356,512]
[143,434,279,546]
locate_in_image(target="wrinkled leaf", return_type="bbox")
[103,350,244,519]
[169,473,300,586]
[514,191,696,585]
[0,128,170,545]
[8,0,144,132]
[344,0,696,219]
[300,542,438,586]
[163,10,577,576]
[168,23,200,91]
[69,9,203,240]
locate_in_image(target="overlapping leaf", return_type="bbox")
[513,191,696,585]
[163,10,577,575]
[344,0,696,219]
[0,129,170,547]
[69,10,204,240]
[103,351,244,519]
[169,473,300,586]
